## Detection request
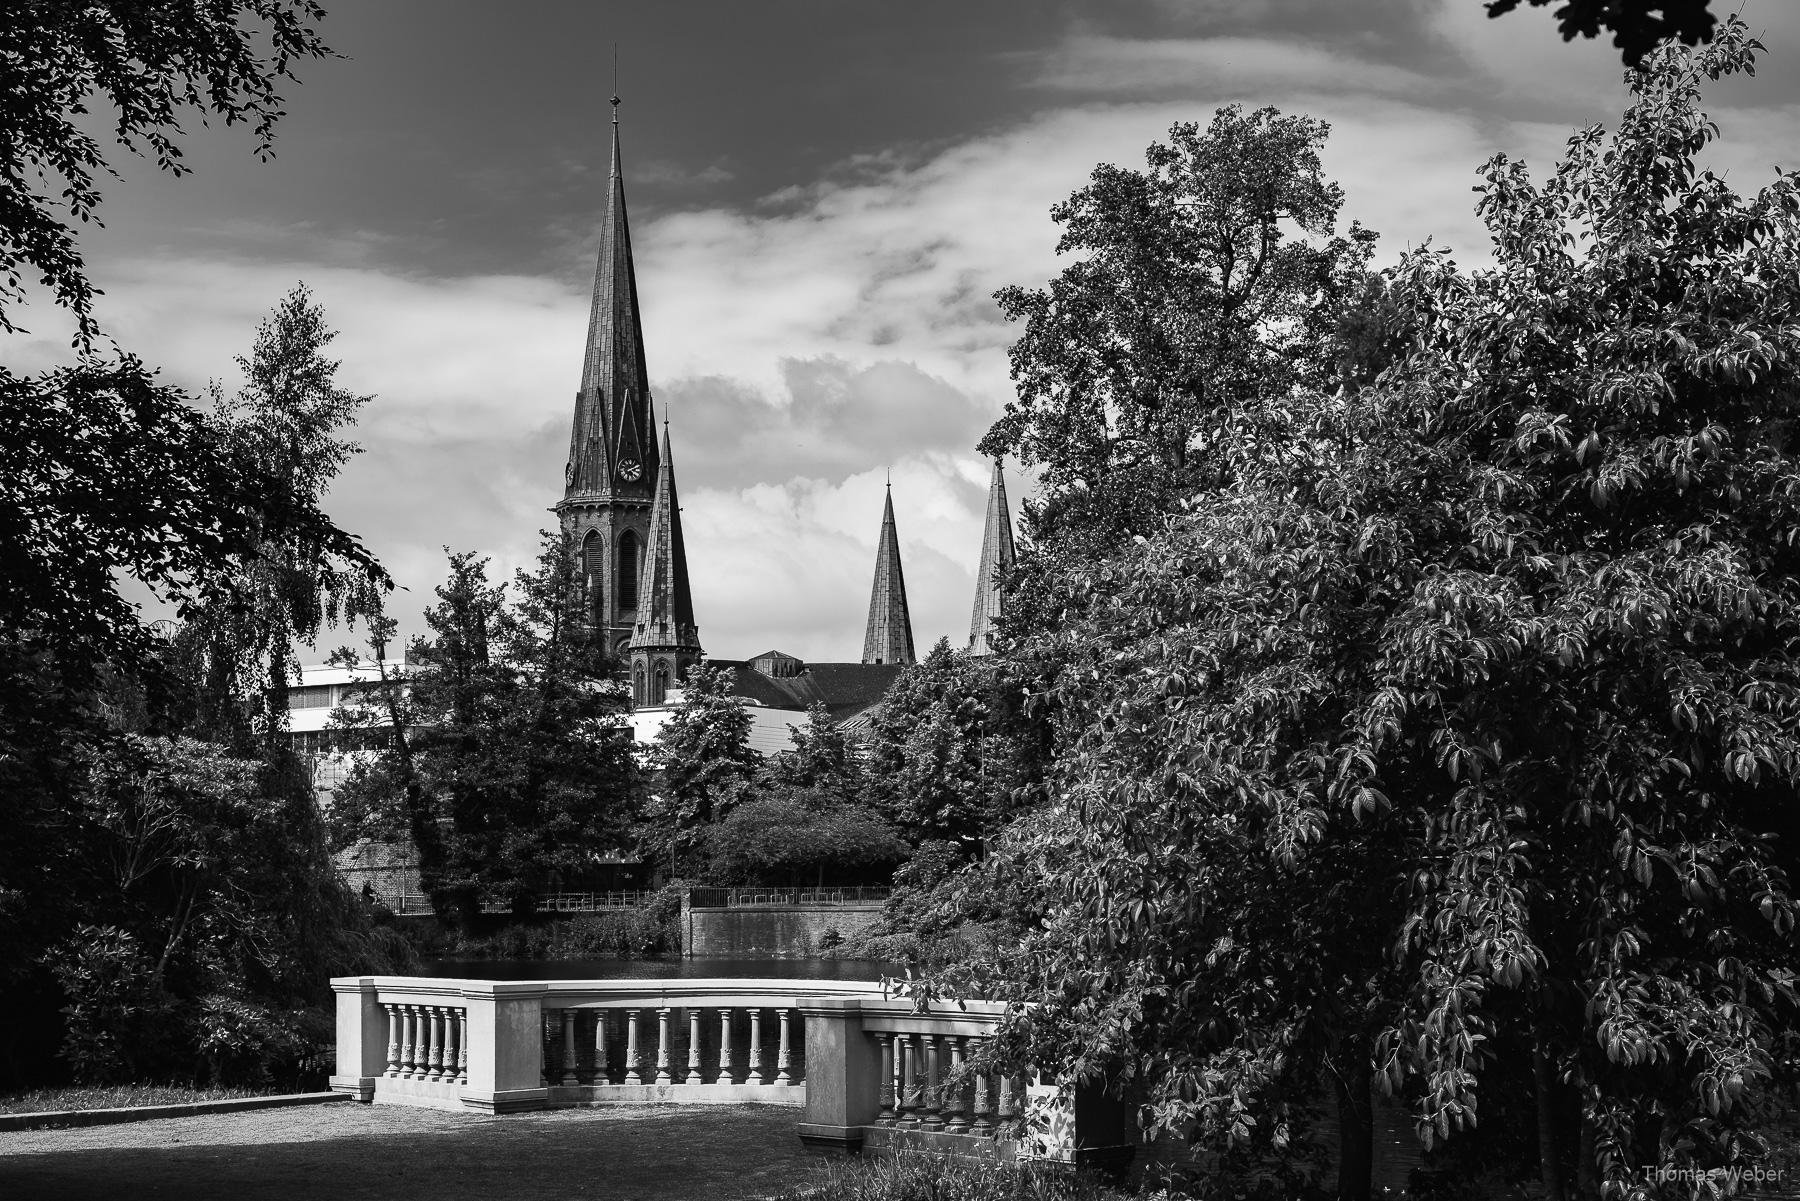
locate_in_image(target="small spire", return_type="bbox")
[862,486,917,667]
[611,45,620,123]
[968,457,1016,656]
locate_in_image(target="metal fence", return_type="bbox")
[373,891,653,916]
[686,886,892,908]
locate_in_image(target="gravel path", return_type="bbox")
[0,1101,817,1200]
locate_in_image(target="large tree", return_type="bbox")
[1,0,331,339]
[974,18,1798,1199]
[333,537,642,922]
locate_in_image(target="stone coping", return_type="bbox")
[0,1090,348,1133]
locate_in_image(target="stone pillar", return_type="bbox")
[923,1035,944,1130]
[685,1009,704,1084]
[748,1009,765,1084]
[624,1009,643,1085]
[384,1004,401,1078]
[875,1032,896,1125]
[427,1007,445,1082]
[945,1036,970,1133]
[328,977,391,1102]
[458,1009,470,1085]
[897,1035,919,1127]
[560,1008,579,1086]
[594,1010,609,1084]
[655,1008,674,1084]
[401,1006,418,1078]
[797,998,879,1154]
[775,1009,794,1084]
[460,983,550,1113]
[717,1009,734,1084]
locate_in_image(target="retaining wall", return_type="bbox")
[685,904,883,958]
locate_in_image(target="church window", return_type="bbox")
[582,530,604,606]
[618,530,639,610]
[633,665,645,707]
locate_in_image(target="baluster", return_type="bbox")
[384,1004,401,1077]
[897,1034,919,1127]
[972,1064,994,1136]
[774,1009,794,1084]
[560,1008,579,1086]
[945,1036,970,1133]
[427,1007,445,1081]
[623,1009,643,1084]
[875,1032,896,1125]
[717,1008,734,1083]
[923,1034,944,1130]
[997,1072,1018,1129]
[655,1007,674,1084]
[594,1010,609,1084]
[748,1009,765,1084]
[540,1012,552,1086]
[401,1005,419,1078]
[457,1008,469,1085]
[685,1008,704,1084]
[440,1007,457,1084]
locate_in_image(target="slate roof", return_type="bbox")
[710,656,906,724]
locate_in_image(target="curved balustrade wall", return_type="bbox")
[330,975,1134,1171]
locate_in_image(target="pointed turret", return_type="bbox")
[628,422,702,706]
[967,459,1016,656]
[556,98,665,651]
[861,482,917,666]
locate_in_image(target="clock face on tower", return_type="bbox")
[618,459,642,482]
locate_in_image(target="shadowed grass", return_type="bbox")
[0,1084,277,1114]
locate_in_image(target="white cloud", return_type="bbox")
[11,9,1795,664]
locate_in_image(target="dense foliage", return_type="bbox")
[958,21,1798,1199]
[0,289,407,1089]
[1485,0,1717,67]
[330,537,643,923]
[1,0,331,339]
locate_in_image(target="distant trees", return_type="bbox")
[964,19,1798,1198]
[331,536,643,923]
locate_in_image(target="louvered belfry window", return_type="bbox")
[617,530,639,610]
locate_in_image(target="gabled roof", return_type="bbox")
[709,655,906,724]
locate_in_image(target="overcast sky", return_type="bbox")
[8,0,1800,663]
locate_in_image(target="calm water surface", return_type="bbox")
[421,957,895,981]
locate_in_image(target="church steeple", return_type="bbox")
[628,421,702,706]
[861,481,916,666]
[967,459,1016,656]
[556,99,664,653]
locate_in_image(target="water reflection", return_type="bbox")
[421,957,895,982]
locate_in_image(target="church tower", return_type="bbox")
[628,421,702,705]
[555,97,665,657]
[967,459,1015,656]
[861,482,917,666]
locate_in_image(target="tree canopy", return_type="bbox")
[963,18,1798,1198]
[0,0,332,339]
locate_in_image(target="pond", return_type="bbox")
[420,957,896,982]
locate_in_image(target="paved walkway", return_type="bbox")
[0,1102,815,1200]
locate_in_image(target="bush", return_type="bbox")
[766,1153,1151,1201]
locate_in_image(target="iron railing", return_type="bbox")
[686,886,892,908]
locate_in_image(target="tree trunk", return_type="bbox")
[1532,1045,1567,1201]
[1577,1110,1601,1200]
[1331,1055,1375,1201]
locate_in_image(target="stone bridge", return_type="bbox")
[329,975,1130,1169]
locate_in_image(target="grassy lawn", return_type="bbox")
[0,1085,281,1115]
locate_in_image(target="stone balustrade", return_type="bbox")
[330,975,1133,1172]
[330,976,880,1113]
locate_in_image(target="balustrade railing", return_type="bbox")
[371,890,651,916]
[330,974,1132,1170]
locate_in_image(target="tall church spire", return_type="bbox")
[556,99,664,653]
[967,459,1016,656]
[563,104,658,500]
[628,422,702,705]
[861,482,917,666]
